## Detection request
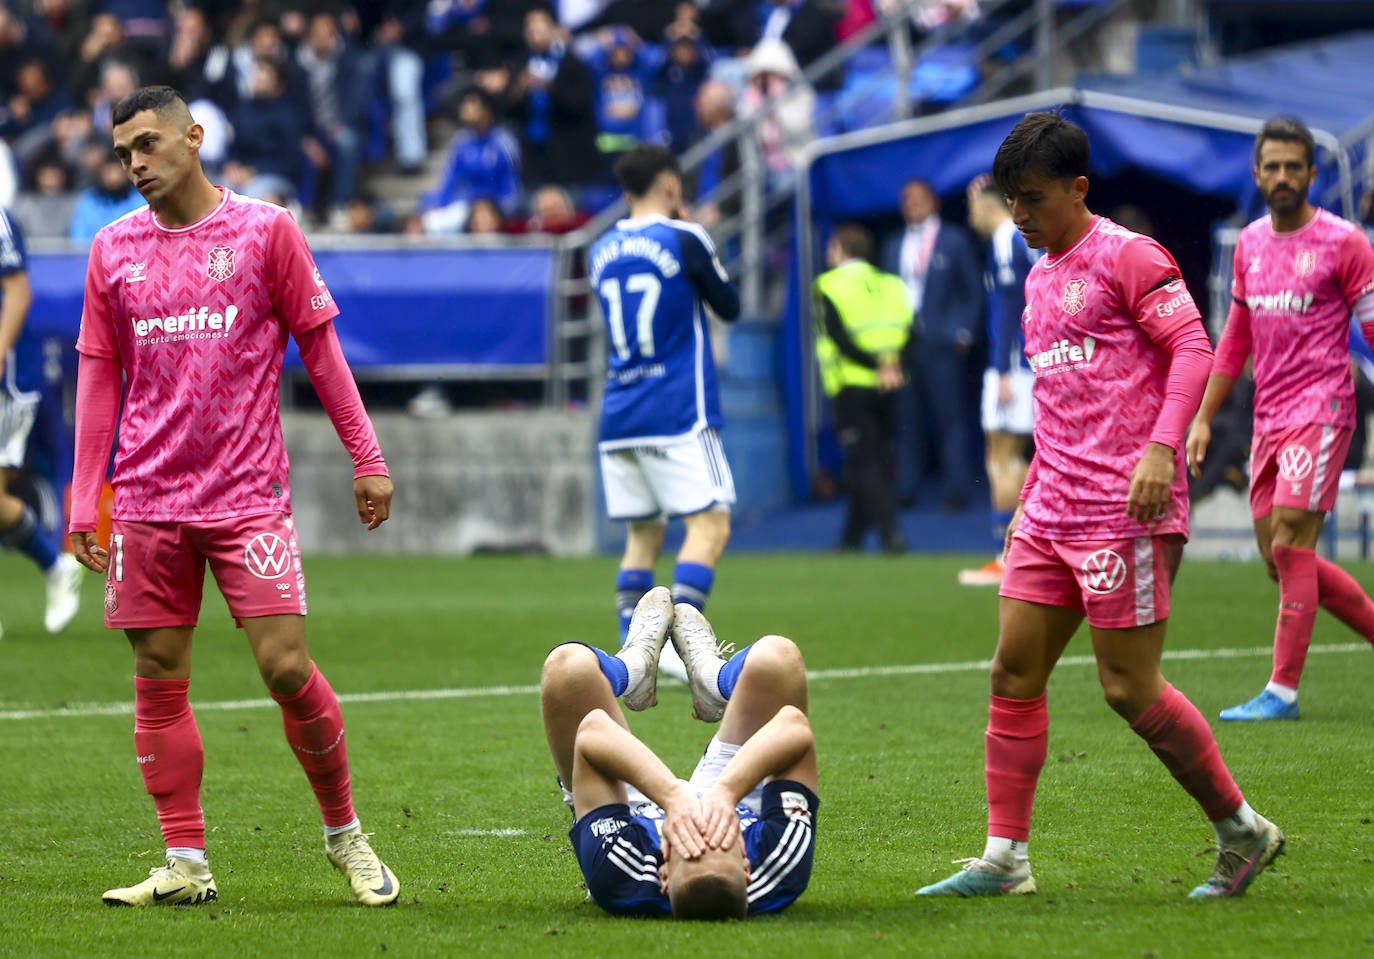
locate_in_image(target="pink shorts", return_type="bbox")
[1250,424,1350,518]
[1000,532,1184,629]
[104,513,308,629]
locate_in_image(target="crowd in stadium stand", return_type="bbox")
[0,0,988,240]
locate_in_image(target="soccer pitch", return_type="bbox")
[1,551,1369,958]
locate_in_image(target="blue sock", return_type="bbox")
[589,644,629,697]
[616,568,654,643]
[0,505,58,572]
[992,510,1014,549]
[716,645,752,699]
[672,562,714,611]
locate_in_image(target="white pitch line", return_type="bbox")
[0,642,1365,722]
[454,828,527,837]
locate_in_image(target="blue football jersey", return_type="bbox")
[0,208,41,396]
[589,214,740,446]
[985,218,1036,375]
[569,780,818,918]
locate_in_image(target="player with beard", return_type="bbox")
[1188,116,1374,721]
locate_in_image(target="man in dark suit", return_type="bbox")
[881,178,985,512]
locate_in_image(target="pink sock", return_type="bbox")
[133,677,206,849]
[272,664,356,828]
[1315,555,1374,644]
[1130,683,1243,821]
[985,693,1048,841]
[1271,544,1319,690]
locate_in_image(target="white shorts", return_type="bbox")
[981,367,1035,436]
[0,391,39,470]
[600,428,735,521]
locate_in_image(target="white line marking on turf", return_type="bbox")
[0,642,1364,722]
[454,828,527,836]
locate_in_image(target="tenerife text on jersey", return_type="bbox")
[131,304,240,342]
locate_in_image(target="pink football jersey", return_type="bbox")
[1018,217,1205,541]
[77,188,340,522]
[1221,208,1374,435]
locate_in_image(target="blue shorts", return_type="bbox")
[569,780,818,917]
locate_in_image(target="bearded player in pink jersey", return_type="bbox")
[69,86,400,908]
[917,113,1283,900]
[1188,117,1374,722]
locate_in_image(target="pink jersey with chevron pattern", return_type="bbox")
[1219,208,1374,435]
[1018,217,1203,541]
[77,188,339,522]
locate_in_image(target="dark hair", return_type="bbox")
[457,85,495,118]
[670,872,748,921]
[831,222,874,262]
[1254,115,1316,168]
[992,111,1090,196]
[612,144,682,198]
[111,85,189,128]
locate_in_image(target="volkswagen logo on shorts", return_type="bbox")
[1277,445,1313,482]
[1081,549,1127,594]
[244,532,290,580]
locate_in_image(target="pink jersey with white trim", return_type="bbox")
[77,188,339,522]
[1018,217,1203,541]
[1222,208,1374,435]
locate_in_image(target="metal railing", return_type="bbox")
[548,0,1141,409]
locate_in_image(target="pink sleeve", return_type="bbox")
[1114,238,1213,449]
[1116,237,1203,343]
[76,235,119,359]
[1148,321,1214,450]
[1212,300,1253,378]
[1336,229,1374,308]
[69,353,123,532]
[266,212,340,337]
[295,321,388,478]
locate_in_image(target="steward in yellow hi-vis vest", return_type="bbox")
[811,224,913,553]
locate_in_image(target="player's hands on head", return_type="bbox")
[1185,419,1211,480]
[660,785,708,861]
[69,531,109,573]
[698,785,743,851]
[1126,441,1176,523]
[354,474,393,530]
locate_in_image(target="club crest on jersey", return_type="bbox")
[1062,278,1088,315]
[1294,249,1316,278]
[126,261,147,283]
[780,790,813,824]
[1081,549,1127,594]
[207,245,236,282]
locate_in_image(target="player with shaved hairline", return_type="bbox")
[70,85,399,907]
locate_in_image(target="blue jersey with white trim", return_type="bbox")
[985,218,1036,375]
[569,780,818,917]
[0,208,41,396]
[590,214,740,447]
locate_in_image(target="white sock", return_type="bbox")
[687,736,740,792]
[166,847,207,864]
[1263,682,1297,704]
[324,818,361,840]
[617,651,646,692]
[1213,801,1259,846]
[982,836,1029,870]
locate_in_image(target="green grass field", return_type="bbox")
[1,551,1371,958]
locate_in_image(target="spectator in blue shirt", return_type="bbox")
[586,27,663,161]
[420,86,522,235]
[68,153,144,241]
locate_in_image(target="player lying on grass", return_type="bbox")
[539,587,818,919]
